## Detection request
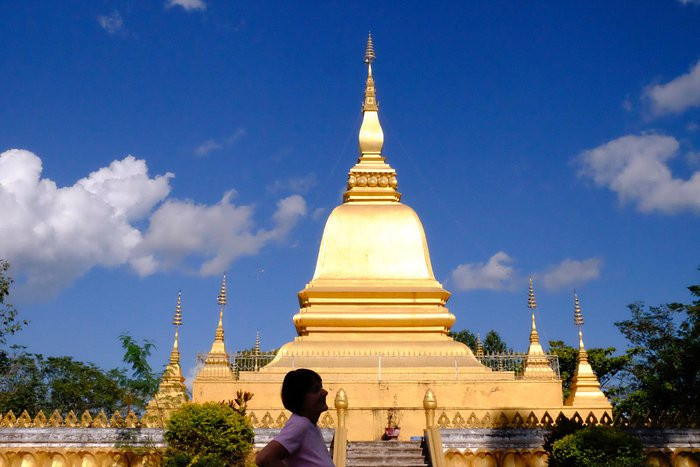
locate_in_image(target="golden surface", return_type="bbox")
[190,38,612,440]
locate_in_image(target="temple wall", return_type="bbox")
[0,425,697,466]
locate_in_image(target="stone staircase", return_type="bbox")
[346,441,429,466]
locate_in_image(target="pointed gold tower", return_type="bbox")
[193,274,236,390]
[565,292,611,408]
[523,278,555,379]
[268,33,481,368]
[192,37,613,441]
[146,291,188,421]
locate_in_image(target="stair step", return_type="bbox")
[346,441,428,467]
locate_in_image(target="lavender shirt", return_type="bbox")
[274,413,335,467]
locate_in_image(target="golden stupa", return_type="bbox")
[190,35,611,440]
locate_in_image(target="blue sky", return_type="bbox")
[2,1,699,381]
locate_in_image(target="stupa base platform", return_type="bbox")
[190,364,610,441]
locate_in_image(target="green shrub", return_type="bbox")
[549,425,645,467]
[163,402,254,466]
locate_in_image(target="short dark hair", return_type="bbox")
[281,369,322,414]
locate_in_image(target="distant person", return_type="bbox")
[256,368,335,467]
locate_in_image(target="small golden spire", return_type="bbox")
[364,32,375,65]
[565,291,611,408]
[173,290,183,326]
[528,277,537,310]
[528,277,539,344]
[170,291,182,365]
[362,34,378,113]
[574,291,586,354]
[254,330,260,355]
[476,333,484,358]
[217,273,227,306]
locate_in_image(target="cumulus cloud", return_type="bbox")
[644,60,700,116]
[0,149,306,297]
[166,0,206,11]
[137,193,306,276]
[451,251,515,291]
[539,258,602,291]
[194,128,246,156]
[451,253,601,292]
[578,134,700,214]
[97,10,124,34]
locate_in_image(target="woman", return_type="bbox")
[255,369,335,467]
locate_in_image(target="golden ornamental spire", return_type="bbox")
[565,291,611,408]
[528,277,539,344]
[476,333,484,358]
[145,290,188,420]
[254,330,260,355]
[344,34,401,203]
[574,291,586,355]
[523,278,554,379]
[364,32,375,64]
[170,291,183,365]
[194,274,236,383]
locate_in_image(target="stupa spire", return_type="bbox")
[565,291,611,408]
[528,277,540,344]
[170,290,183,365]
[476,333,484,358]
[144,290,188,421]
[343,34,400,203]
[193,274,236,383]
[523,278,554,379]
[254,330,260,355]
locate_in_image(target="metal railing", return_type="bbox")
[195,351,560,380]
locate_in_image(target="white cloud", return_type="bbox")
[166,0,206,11]
[194,128,246,156]
[97,10,123,34]
[136,193,306,276]
[678,0,700,5]
[644,60,700,116]
[0,149,306,297]
[538,258,602,291]
[451,253,602,292]
[451,251,515,291]
[578,134,700,214]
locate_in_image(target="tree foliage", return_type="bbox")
[0,260,27,346]
[163,402,254,467]
[0,334,160,416]
[613,282,700,416]
[548,425,644,467]
[449,329,510,353]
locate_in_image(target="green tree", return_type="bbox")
[119,333,161,415]
[548,340,629,401]
[449,328,510,353]
[549,425,644,467]
[163,402,254,467]
[0,260,27,346]
[0,348,46,414]
[448,329,477,350]
[614,281,700,416]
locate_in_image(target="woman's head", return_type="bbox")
[281,369,327,417]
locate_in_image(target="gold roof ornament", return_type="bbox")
[194,274,236,383]
[343,33,401,203]
[145,290,188,420]
[476,333,484,358]
[170,291,183,365]
[565,291,611,408]
[523,278,555,379]
[254,330,260,355]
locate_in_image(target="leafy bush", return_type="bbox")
[163,402,254,466]
[549,425,645,467]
